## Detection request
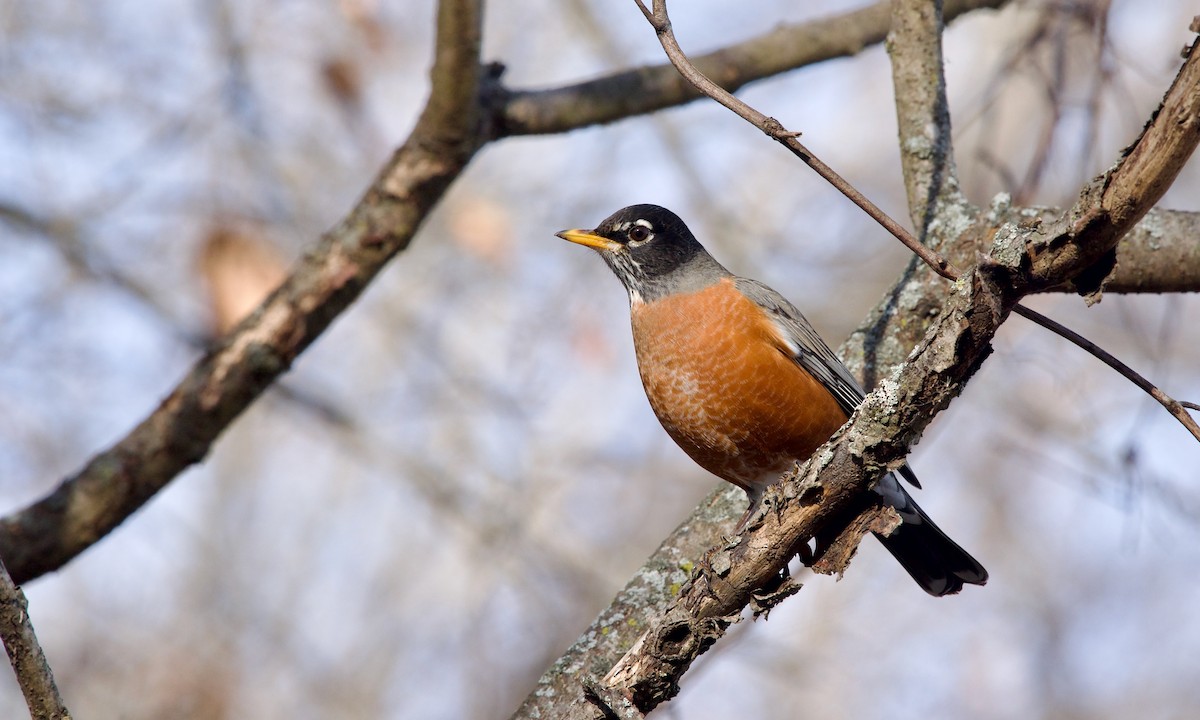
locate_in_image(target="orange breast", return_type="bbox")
[630,278,848,492]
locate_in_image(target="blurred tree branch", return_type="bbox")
[498,0,1009,135]
[0,0,487,584]
[0,558,70,720]
[889,0,967,240]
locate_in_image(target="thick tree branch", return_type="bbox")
[1013,35,1200,296]
[0,0,487,584]
[1095,209,1200,293]
[499,0,1010,136]
[0,558,70,720]
[889,0,969,240]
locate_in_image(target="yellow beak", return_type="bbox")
[555,228,622,252]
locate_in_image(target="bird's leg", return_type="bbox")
[734,485,766,532]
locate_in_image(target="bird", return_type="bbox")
[556,204,987,596]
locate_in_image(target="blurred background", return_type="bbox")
[2,0,1199,718]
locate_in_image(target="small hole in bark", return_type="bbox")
[659,622,692,656]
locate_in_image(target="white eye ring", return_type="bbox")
[628,225,651,243]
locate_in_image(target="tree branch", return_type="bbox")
[1012,304,1200,441]
[889,0,969,240]
[632,0,959,279]
[499,0,1011,136]
[0,558,71,720]
[1094,209,1200,293]
[0,0,487,584]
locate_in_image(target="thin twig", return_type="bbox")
[634,0,957,279]
[633,0,1200,447]
[0,558,72,720]
[1012,304,1200,442]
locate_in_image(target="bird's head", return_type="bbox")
[556,204,728,303]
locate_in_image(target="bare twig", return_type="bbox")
[0,558,71,720]
[632,0,959,280]
[1012,304,1200,442]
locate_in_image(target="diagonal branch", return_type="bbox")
[631,0,958,279]
[1011,304,1200,440]
[0,558,70,720]
[0,0,487,585]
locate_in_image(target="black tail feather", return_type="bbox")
[874,493,988,597]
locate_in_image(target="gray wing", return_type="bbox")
[733,277,866,416]
[733,277,921,488]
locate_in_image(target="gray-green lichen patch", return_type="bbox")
[924,194,977,247]
[987,222,1029,272]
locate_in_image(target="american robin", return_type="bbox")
[557,204,987,596]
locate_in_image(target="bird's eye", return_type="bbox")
[627,225,650,243]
